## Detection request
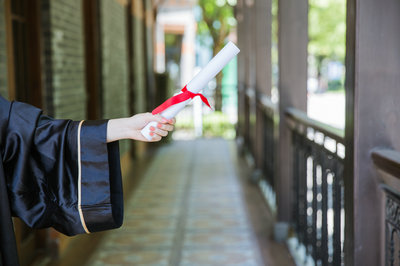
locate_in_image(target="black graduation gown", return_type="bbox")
[0,96,123,265]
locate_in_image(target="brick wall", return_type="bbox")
[0,0,8,98]
[144,0,156,110]
[41,0,86,120]
[132,0,146,114]
[99,0,130,153]
[99,0,129,119]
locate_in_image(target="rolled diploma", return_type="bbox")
[141,41,240,140]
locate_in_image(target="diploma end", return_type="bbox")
[141,121,158,141]
[227,41,240,54]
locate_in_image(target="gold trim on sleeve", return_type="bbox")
[77,120,90,234]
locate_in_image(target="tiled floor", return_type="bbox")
[86,139,291,266]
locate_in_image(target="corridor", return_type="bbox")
[86,139,293,265]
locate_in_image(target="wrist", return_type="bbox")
[107,118,131,142]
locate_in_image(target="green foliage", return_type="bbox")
[197,0,237,111]
[197,0,236,53]
[328,80,343,91]
[175,114,194,130]
[202,111,236,139]
[308,0,346,61]
[271,0,279,91]
[175,111,236,139]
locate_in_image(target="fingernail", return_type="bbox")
[169,119,174,123]
[150,126,155,131]
[162,118,168,123]
[157,123,162,128]
[150,132,154,136]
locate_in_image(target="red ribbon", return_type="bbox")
[152,85,212,115]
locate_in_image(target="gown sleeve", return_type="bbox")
[0,96,123,236]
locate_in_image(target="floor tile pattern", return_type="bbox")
[86,139,263,266]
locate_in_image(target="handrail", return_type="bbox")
[285,107,345,143]
[245,87,256,100]
[371,148,400,179]
[289,106,345,265]
[257,93,277,115]
[255,93,276,190]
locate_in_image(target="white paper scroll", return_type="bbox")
[141,41,240,141]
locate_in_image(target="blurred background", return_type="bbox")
[159,0,346,139]
[5,0,396,265]
[0,0,345,140]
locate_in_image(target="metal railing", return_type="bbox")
[286,108,345,266]
[245,87,256,157]
[257,94,276,188]
[371,149,400,266]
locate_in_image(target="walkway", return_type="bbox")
[86,139,293,265]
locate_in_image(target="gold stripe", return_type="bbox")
[77,120,90,234]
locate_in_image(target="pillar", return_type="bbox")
[254,0,272,170]
[276,0,308,231]
[344,0,400,264]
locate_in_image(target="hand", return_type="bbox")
[107,113,176,143]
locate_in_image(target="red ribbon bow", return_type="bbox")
[152,85,212,115]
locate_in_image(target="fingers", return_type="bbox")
[148,134,162,142]
[143,133,162,142]
[168,117,176,125]
[149,126,169,137]
[145,113,176,125]
[138,113,176,142]
[156,122,174,131]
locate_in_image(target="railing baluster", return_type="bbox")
[332,159,342,266]
[302,138,310,248]
[286,108,345,265]
[244,93,250,149]
[305,139,312,257]
[263,112,268,181]
[312,145,318,261]
[263,111,274,187]
[267,114,274,186]
[321,154,329,265]
[293,131,300,235]
[296,131,306,246]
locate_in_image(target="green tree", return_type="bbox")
[309,0,346,90]
[197,0,236,111]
